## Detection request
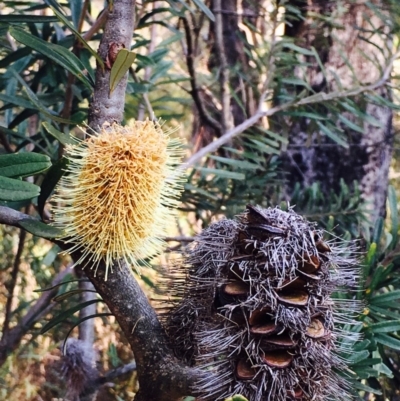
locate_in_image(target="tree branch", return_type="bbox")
[83,261,200,401]
[84,1,202,399]
[0,265,73,367]
[0,205,37,228]
[2,227,27,335]
[181,16,222,133]
[181,49,400,169]
[88,0,136,129]
[213,0,234,132]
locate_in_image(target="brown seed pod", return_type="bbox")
[162,206,360,401]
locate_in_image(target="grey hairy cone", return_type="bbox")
[61,338,99,401]
[162,205,361,401]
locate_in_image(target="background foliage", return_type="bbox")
[0,0,400,400]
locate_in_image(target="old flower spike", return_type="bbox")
[52,120,184,279]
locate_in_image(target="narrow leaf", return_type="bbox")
[34,278,89,293]
[0,15,58,23]
[370,290,400,306]
[62,312,112,354]
[38,157,68,218]
[388,185,398,247]
[42,122,75,145]
[9,25,93,89]
[40,299,102,334]
[191,0,215,21]
[10,69,75,124]
[0,152,51,178]
[375,333,400,350]
[369,320,400,333]
[0,176,40,201]
[19,219,63,239]
[197,167,245,180]
[46,1,105,69]
[110,49,137,94]
[316,121,349,148]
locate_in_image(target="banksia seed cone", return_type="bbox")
[52,121,184,278]
[163,205,360,401]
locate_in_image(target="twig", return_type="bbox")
[0,265,73,367]
[88,361,137,388]
[213,0,234,132]
[137,1,158,121]
[0,131,14,153]
[82,8,109,42]
[164,236,194,242]
[180,16,222,133]
[130,67,155,120]
[2,227,27,335]
[0,205,37,228]
[181,49,400,169]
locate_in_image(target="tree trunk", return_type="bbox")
[280,0,393,222]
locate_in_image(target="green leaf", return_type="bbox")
[0,176,40,201]
[10,69,75,124]
[40,299,102,334]
[209,155,261,170]
[0,152,51,178]
[337,114,364,134]
[19,219,63,239]
[191,0,215,21]
[350,380,382,394]
[316,121,349,148]
[110,49,137,94]
[375,333,400,350]
[42,122,75,145]
[61,312,113,354]
[46,1,105,70]
[69,0,83,28]
[0,93,35,110]
[369,305,400,320]
[0,15,58,23]
[370,290,400,306]
[388,185,398,247]
[372,217,384,244]
[9,25,93,89]
[53,288,97,303]
[197,167,245,180]
[34,278,88,293]
[282,42,315,56]
[369,320,400,333]
[346,350,369,363]
[38,157,68,219]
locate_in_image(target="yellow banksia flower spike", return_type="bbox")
[52,120,185,280]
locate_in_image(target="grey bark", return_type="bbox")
[281,0,393,222]
[88,0,136,130]
[83,1,201,399]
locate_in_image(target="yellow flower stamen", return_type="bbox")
[52,120,185,279]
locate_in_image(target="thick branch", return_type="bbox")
[88,0,136,129]
[83,262,199,401]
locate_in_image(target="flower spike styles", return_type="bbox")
[52,120,185,279]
